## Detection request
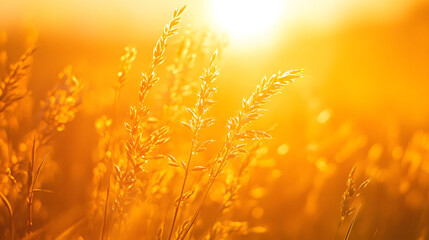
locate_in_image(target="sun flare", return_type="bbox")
[211,0,283,40]
[0,0,427,239]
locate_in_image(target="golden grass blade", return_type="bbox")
[344,204,361,240]
[31,151,50,192]
[32,189,55,195]
[27,135,37,234]
[168,50,219,240]
[180,70,302,240]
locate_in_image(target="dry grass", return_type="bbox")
[0,48,35,115]
[0,3,428,240]
[335,165,370,240]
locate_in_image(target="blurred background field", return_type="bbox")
[1,0,429,239]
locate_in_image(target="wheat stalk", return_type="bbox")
[163,29,195,121]
[99,46,137,240]
[179,69,302,239]
[38,66,83,146]
[115,46,137,108]
[124,5,185,174]
[208,142,261,240]
[0,47,35,115]
[168,50,219,240]
[23,65,82,236]
[26,136,50,235]
[114,5,186,231]
[335,165,370,240]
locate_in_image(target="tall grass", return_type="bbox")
[1,3,427,240]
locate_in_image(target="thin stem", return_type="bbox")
[27,135,36,235]
[168,132,197,240]
[180,142,231,240]
[180,176,216,240]
[27,193,33,234]
[208,150,251,238]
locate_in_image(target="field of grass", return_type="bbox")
[1,1,429,239]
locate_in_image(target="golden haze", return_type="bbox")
[0,0,429,239]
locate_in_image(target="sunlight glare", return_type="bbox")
[211,0,283,40]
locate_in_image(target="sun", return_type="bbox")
[211,0,283,40]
